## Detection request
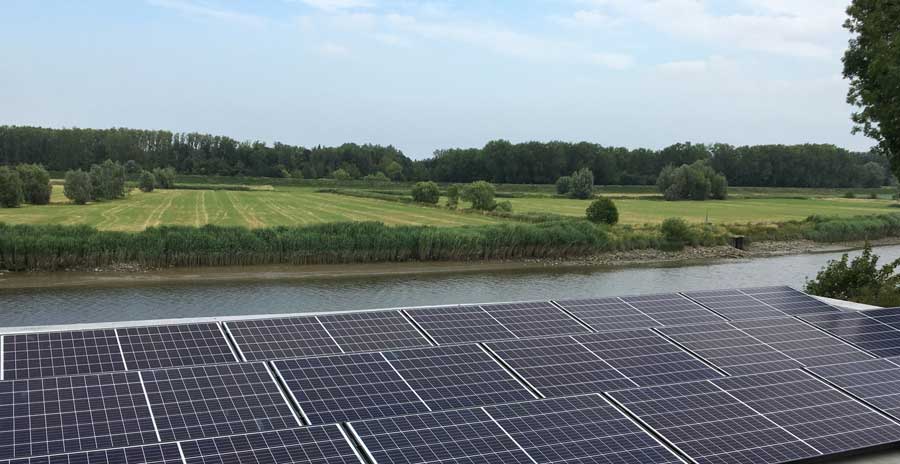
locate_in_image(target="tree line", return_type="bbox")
[0,126,891,188]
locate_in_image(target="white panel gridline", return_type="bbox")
[316,311,432,353]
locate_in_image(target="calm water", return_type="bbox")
[3,245,900,328]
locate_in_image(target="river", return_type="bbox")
[3,244,900,327]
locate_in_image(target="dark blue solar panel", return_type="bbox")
[484,395,683,464]
[224,316,343,361]
[179,426,363,464]
[0,443,182,464]
[863,307,900,330]
[609,380,819,464]
[0,372,157,460]
[2,330,125,380]
[798,312,900,358]
[117,323,236,370]
[728,318,873,367]
[620,293,725,326]
[380,344,535,410]
[740,286,840,316]
[272,352,429,425]
[141,362,300,441]
[479,301,589,338]
[317,311,432,353]
[657,323,804,375]
[574,330,724,385]
[552,297,660,331]
[681,289,786,320]
[348,408,534,464]
[404,305,518,344]
[808,358,900,420]
[485,336,637,397]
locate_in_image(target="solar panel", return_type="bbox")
[0,443,183,464]
[552,297,660,332]
[0,372,157,460]
[620,293,725,326]
[224,316,343,361]
[798,312,900,358]
[403,305,518,344]
[2,330,125,380]
[348,408,535,464]
[728,317,873,367]
[681,288,787,320]
[485,336,637,397]
[272,352,429,425]
[479,301,589,338]
[808,357,900,420]
[740,286,840,316]
[381,344,536,410]
[484,394,685,464]
[116,323,236,370]
[574,330,724,386]
[863,307,900,330]
[179,426,363,464]
[140,362,301,441]
[713,370,900,456]
[317,311,432,353]
[657,323,804,375]
[608,379,820,464]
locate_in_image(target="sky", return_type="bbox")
[0,0,872,158]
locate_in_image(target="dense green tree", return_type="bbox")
[411,181,440,204]
[15,164,51,204]
[89,159,127,200]
[556,176,572,195]
[586,198,619,225]
[657,161,728,201]
[0,167,24,207]
[139,170,156,192]
[63,169,92,204]
[384,161,403,180]
[569,168,594,199]
[446,185,460,209]
[331,168,351,181]
[462,181,496,210]
[843,0,900,177]
[152,167,176,189]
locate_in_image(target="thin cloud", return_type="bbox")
[299,0,375,12]
[147,0,266,27]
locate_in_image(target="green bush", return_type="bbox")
[411,181,441,204]
[446,185,460,209]
[152,167,177,189]
[556,176,572,195]
[844,191,856,199]
[570,168,594,199]
[494,200,513,212]
[462,181,496,210]
[139,170,156,192]
[0,167,24,208]
[660,217,694,250]
[64,169,93,204]
[806,244,900,306]
[363,172,390,182]
[89,159,127,200]
[657,161,728,201]
[586,197,619,224]
[15,164,51,205]
[331,168,351,181]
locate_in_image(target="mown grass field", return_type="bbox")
[0,184,896,231]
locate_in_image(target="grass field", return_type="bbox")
[0,184,896,231]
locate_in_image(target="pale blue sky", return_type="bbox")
[0,0,869,158]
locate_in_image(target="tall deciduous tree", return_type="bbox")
[15,164,52,204]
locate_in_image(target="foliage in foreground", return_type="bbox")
[806,244,900,307]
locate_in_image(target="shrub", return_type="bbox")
[363,172,390,182]
[139,170,156,192]
[64,169,92,204]
[586,197,619,225]
[805,244,900,306]
[331,168,351,181]
[152,167,177,189]
[870,193,879,199]
[494,200,513,212]
[89,159,127,200]
[844,191,856,199]
[446,185,460,209]
[384,161,403,180]
[15,164,52,205]
[657,161,728,201]
[0,167,24,208]
[462,181,496,210]
[411,181,441,204]
[556,176,572,195]
[660,217,694,250]
[570,168,594,199]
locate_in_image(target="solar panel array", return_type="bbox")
[9,286,900,464]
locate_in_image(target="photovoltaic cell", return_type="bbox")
[728,317,872,367]
[273,352,429,425]
[552,297,660,332]
[484,395,684,464]
[681,289,786,320]
[485,336,637,397]
[224,317,343,361]
[0,372,157,460]
[864,307,900,330]
[0,443,183,464]
[381,344,535,410]
[317,311,432,353]
[713,370,900,456]
[620,293,725,326]
[179,426,363,464]
[740,286,840,316]
[609,380,820,464]
[798,312,900,358]
[141,363,300,441]
[574,330,724,386]
[657,323,804,375]
[404,305,518,344]
[808,357,900,420]
[116,323,236,370]
[2,330,125,380]
[479,301,589,338]
[349,408,534,464]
